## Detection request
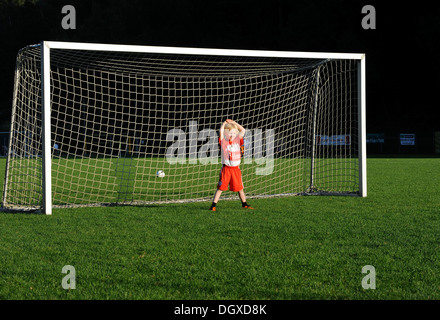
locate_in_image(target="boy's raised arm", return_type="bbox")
[219,120,228,140]
[230,120,246,138]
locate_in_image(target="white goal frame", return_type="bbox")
[38,41,366,215]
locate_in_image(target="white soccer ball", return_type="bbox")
[156,170,165,178]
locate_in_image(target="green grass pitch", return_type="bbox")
[7,156,358,208]
[0,157,439,299]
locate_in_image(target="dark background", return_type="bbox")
[1,0,439,154]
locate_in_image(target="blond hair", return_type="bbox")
[225,123,238,131]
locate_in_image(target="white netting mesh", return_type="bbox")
[2,44,360,211]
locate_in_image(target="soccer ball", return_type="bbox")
[156,170,165,178]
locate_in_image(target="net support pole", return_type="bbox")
[2,49,22,207]
[41,41,52,215]
[309,67,320,192]
[358,55,367,197]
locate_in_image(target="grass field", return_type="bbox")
[4,156,358,207]
[0,157,439,300]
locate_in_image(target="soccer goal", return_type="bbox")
[2,41,366,214]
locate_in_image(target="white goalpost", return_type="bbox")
[3,41,366,215]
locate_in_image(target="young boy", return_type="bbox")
[209,119,254,211]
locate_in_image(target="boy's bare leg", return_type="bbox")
[238,189,246,203]
[210,189,223,211]
[213,189,223,203]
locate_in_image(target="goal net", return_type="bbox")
[2,41,366,214]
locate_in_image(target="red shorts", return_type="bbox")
[217,165,243,192]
